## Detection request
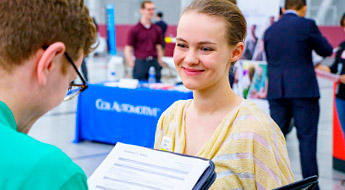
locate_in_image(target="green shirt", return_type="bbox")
[0,101,88,190]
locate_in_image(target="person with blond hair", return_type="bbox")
[0,0,97,189]
[154,0,294,189]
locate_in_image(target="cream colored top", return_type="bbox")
[154,99,294,190]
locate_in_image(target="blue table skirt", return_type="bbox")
[75,83,193,148]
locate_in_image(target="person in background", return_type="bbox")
[0,0,97,189]
[125,0,164,82]
[263,0,333,188]
[318,12,345,143]
[155,11,168,51]
[154,0,294,189]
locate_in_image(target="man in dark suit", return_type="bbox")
[264,0,333,186]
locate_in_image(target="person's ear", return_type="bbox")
[299,5,307,17]
[229,42,244,63]
[140,8,145,15]
[37,42,66,85]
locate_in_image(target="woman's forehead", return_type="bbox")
[177,12,226,43]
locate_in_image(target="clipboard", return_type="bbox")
[273,175,318,190]
[193,160,216,190]
[88,142,217,190]
[154,149,217,190]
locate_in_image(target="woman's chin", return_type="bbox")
[181,82,196,90]
[181,81,205,91]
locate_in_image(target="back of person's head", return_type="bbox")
[285,0,306,10]
[141,0,153,9]
[182,0,246,47]
[341,13,345,27]
[0,0,97,71]
[157,12,163,18]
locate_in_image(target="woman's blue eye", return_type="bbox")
[201,47,213,52]
[177,43,187,48]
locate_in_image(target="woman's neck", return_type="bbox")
[191,76,242,115]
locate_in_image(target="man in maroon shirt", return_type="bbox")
[125,0,164,82]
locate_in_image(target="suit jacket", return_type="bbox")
[155,20,168,48]
[264,13,333,99]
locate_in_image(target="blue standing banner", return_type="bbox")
[106,4,116,55]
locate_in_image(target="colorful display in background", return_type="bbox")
[232,61,268,99]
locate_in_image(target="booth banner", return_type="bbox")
[238,0,280,61]
[75,83,193,148]
[105,4,116,55]
[232,60,268,99]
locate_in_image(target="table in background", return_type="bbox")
[74,83,193,148]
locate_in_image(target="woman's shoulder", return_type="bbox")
[231,100,284,140]
[155,100,191,148]
[157,99,191,130]
[159,99,191,119]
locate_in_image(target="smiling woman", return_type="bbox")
[154,0,295,189]
[173,12,240,91]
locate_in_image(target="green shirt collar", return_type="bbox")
[0,101,17,131]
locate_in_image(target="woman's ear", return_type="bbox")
[230,42,244,63]
[36,42,66,85]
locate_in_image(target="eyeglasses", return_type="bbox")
[64,52,88,101]
[146,8,155,11]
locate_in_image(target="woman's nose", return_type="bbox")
[184,49,199,65]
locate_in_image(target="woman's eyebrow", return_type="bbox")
[176,37,187,42]
[176,37,217,45]
[198,41,217,45]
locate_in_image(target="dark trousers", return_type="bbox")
[133,59,162,82]
[269,98,320,187]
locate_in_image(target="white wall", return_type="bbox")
[86,0,344,26]
[85,0,181,25]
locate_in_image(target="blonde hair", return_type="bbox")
[182,0,246,47]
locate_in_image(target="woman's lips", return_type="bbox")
[182,67,205,76]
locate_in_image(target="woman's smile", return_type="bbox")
[182,66,205,76]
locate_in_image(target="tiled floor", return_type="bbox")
[28,55,345,189]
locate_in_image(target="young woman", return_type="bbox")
[154,0,294,189]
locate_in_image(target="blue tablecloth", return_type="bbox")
[75,83,193,148]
